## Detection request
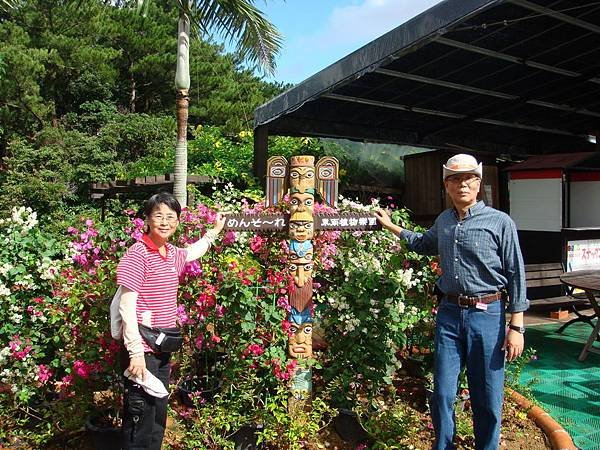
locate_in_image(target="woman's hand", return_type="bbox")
[128,355,146,380]
[213,213,226,234]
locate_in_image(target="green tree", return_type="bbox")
[164,0,282,206]
[0,22,53,151]
[2,0,283,207]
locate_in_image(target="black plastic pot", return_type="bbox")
[229,424,264,450]
[404,356,426,377]
[333,408,370,443]
[85,414,121,450]
[196,351,228,376]
[178,375,223,407]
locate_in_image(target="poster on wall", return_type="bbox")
[566,239,600,271]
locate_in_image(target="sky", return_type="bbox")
[256,0,444,85]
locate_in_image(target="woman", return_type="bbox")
[116,192,225,450]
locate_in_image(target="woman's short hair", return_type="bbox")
[144,192,182,218]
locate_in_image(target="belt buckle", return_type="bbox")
[457,295,471,309]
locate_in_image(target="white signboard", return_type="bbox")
[509,178,562,232]
[566,239,600,271]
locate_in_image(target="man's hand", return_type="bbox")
[504,330,524,362]
[373,208,393,229]
[128,355,146,380]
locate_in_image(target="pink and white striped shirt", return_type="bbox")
[117,234,188,335]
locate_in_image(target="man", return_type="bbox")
[374,154,528,450]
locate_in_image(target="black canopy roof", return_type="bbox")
[254,0,600,166]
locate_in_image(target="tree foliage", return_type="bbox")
[0,0,285,213]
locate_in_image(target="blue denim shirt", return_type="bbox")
[400,201,529,313]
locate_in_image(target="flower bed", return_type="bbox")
[0,188,448,448]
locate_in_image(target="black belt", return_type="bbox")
[445,292,503,308]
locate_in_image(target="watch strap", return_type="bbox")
[509,324,525,334]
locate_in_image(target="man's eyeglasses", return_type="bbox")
[150,214,179,224]
[446,175,481,186]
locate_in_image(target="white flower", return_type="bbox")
[11,313,23,324]
[0,262,13,277]
[0,283,11,297]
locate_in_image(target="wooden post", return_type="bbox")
[253,126,269,185]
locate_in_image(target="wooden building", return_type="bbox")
[402,150,500,226]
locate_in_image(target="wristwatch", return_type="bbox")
[508,324,525,334]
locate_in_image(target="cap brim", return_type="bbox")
[443,162,482,180]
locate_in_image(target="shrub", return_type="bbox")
[0,186,438,447]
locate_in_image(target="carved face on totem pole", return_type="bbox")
[288,221,314,241]
[290,193,314,217]
[289,155,316,195]
[288,309,313,359]
[288,260,313,288]
[289,240,313,261]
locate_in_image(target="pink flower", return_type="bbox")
[281,320,292,336]
[273,359,299,381]
[37,364,53,384]
[9,336,33,361]
[176,305,194,325]
[73,360,91,379]
[243,343,264,358]
[249,235,266,253]
[57,374,74,399]
[85,219,94,227]
[194,335,204,350]
[222,231,236,246]
[277,296,291,312]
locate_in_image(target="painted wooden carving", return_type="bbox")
[223,155,382,411]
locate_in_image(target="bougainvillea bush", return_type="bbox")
[0,186,437,447]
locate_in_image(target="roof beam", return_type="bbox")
[263,116,537,155]
[508,0,600,35]
[374,68,516,99]
[324,93,587,138]
[436,36,600,83]
[374,68,600,118]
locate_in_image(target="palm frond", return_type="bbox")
[0,0,17,13]
[190,0,282,74]
[135,0,150,17]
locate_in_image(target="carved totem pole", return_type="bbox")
[224,155,381,408]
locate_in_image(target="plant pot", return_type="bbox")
[196,351,228,376]
[404,356,426,377]
[178,375,222,407]
[333,408,370,443]
[85,414,122,450]
[229,424,264,450]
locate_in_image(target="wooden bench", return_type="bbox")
[525,263,593,332]
[526,263,573,306]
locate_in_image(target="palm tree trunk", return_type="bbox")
[174,9,191,207]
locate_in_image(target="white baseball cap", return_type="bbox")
[443,154,482,180]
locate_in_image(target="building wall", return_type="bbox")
[570,179,600,227]
[508,177,562,232]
